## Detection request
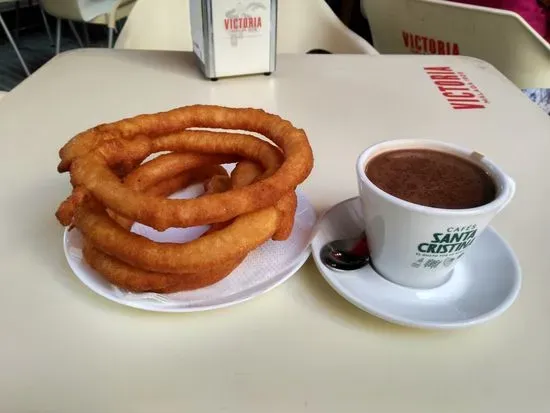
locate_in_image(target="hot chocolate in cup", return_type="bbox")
[356,139,515,289]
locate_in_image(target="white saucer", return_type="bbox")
[311,197,522,329]
[64,184,316,313]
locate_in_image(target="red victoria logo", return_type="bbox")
[403,31,460,55]
[424,66,488,110]
[224,2,266,46]
[224,16,262,31]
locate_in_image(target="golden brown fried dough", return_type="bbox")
[83,242,245,293]
[56,105,313,293]
[231,161,297,241]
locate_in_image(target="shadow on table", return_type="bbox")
[293,259,447,336]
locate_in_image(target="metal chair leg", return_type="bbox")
[56,18,61,55]
[39,1,54,46]
[68,20,83,47]
[83,23,90,46]
[108,26,114,48]
[0,13,30,76]
[14,0,20,41]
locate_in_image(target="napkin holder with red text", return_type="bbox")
[190,0,277,80]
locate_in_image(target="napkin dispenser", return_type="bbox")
[190,0,277,80]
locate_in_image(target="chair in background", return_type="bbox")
[361,0,550,88]
[115,0,378,54]
[114,0,190,51]
[278,0,378,53]
[38,1,54,46]
[41,0,135,54]
[0,0,30,76]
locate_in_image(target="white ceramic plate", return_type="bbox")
[64,187,316,312]
[311,197,522,329]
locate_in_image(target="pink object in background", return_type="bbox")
[452,0,549,41]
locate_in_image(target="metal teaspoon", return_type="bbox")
[320,233,370,271]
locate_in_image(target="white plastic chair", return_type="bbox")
[361,0,550,88]
[42,0,136,53]
[115,0,378,54]
[0,0,30,76]
[0,91,7,101]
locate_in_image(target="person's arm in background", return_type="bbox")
[498,0,548,39]
[453,1,548,40]
[536,0,549,41]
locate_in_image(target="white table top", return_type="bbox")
[1,50,549,413]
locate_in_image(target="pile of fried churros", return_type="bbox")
[55,105,314,293]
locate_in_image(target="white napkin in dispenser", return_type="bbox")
[190,0,277,80]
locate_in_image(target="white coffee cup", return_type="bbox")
[356,139,515,289]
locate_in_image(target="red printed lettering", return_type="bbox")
[429,38,436,54]
[435,80,465,87]
[452,43,459,55]
[425,67,453,71]
[421,36,428,52]
[430,75,459,80]
[402,34,460,55]
[443,92,476,98]
[451,103,486,110]
[438,86,469,92]
[224,16,262,31]
[424,66,487,110]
